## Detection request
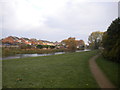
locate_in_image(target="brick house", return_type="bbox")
[42,40,55,46]
[30,38,38,45]
[20,38,32,45]
[1,36,56,47]
[2,36,19,45]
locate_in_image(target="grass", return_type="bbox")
[0,60,1,89]
[0,47,2,57]
[96,55,120,87]
[0,47,2,89]
[3,50,99,88]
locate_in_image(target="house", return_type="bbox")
[37,40,43,45]
[20,38,32,45]
[2,36,19,45]
[42,40,55,46]
[47,42,55,46]
[30,38,39,45]
[2,36,32,46]
[1,36,56,48]
[54,41,61,46]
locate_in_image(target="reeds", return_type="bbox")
[2,47,69,57]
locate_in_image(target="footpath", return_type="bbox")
[89,54,116,88]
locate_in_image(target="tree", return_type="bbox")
[62,37,77,52]
[102,18,120,62]
[76,40,85,50]
[26,44,32,49]
[88,31,103,49]
[20,44,32,49]
[50,45,55,49]
[36,45,55,49]
[36,45,43,49]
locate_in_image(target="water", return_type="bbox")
[2,49,90,60]
[76,49,90,52]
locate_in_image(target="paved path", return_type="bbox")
[89,54,116,88]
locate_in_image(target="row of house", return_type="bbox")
[1,36,85,49]
[1,36,60,46]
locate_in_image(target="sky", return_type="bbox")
[1,0,118,44]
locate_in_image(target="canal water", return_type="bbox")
[1,49,90,60]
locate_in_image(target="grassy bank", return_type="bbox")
[3,50,99,88]
[0,47,1,57]
[96,55,120,87]
[2,47,69,57]
[0,60,1,89]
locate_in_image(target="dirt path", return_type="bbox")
[89,54,116,88]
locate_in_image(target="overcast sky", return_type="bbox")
[1,0,118,44]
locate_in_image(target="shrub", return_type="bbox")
[102,18,120,62]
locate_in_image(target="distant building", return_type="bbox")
[1,36,56,47]
[19,38,31,45]
[41,40,55,46]
[2,36,20,45]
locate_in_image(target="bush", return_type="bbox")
[36,45,43,49]
[102,18,120,62]
[36,45,55,49]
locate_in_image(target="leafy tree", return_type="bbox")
[26,44,32,49]
[44,45,49,49]
[36,45,43,49]
[50,46,55,49]
[20,44,32,49]
[76,40,85,50]
[88,31,103,49]
[102,18,120,62]
[37,45,55,49]
[62,37,77,52]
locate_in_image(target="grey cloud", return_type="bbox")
[2,1,118,43]
[45,2,117,31]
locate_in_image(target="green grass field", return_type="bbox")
[96,55,120,87]
[3,50,99,88]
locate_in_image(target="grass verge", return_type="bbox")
[3,50,99,88]
[96,55,120,87]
